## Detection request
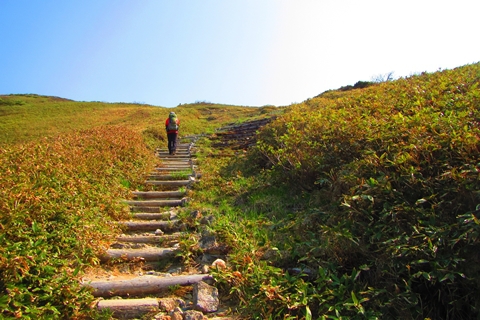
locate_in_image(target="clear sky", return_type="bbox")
[1,1,479,107]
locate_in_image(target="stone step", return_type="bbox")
[86,274,214,297]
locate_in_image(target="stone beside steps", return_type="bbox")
[82,138,232,319]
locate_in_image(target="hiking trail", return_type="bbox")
[82,119,272,319]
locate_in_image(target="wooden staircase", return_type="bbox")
[81,138,232,319]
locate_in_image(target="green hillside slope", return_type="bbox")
[0,94,277,146]
[194,62,480,319]
[0,95,277,318]
[0,62,478,319]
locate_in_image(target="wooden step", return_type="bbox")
[116,232,183,244]
[119,220,184,232]
[162,159,192,166]
[130,206,167,213]
[156,151,190,155]
[132,191,185,199]
[145,180,193,187]
[130,212,176,220]
[102,247,178,262]
[126,199,185,207]
[146,173,194,180]
[156,152,190,156]
[79,138,235,319]
[97,298,159,319]
[87,274,214,297]
[154,165,195,170]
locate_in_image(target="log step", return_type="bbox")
[130,206,166,213]
[102,247,177,262]
[132,191,185,199]
[157,144,190,150]
[130,212,176,220]
[154,165,195,170]
[157,147,190,150]
[87,274,214,297]
[147,174,194,180]
[145,180,193,187]
[85,140,225,318]
[160,157,191,161]
[157,158,192,162]
[159,162,192,167]
[97,298,159,319]
[126,199,185,207]
[119,220,184,232]
[116,232,183,244]
[156,152,190,157]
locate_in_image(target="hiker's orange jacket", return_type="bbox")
[165,118,180,134]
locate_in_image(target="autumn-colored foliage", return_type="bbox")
[197,63,480,319]
[1,62,478,318]
[0,126,156,318]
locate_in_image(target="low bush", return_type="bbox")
[0,126,156,318]
[200,63,480,319]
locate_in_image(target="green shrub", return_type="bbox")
[0,126,156,318]
[211,63,480,318]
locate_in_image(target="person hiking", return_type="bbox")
[165,111,180,155]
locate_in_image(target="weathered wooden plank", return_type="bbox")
[118,220,183,232]
[154,166,194,171]
[116,233,183,244]
[87,274,214,297]
[129,206,163,213]
[157,154,191,158]
[156,156,191,160]
[144,180,192,186]
[126,199,184,207]
[102,247,177,261]
[159,161,192,164]
[97,298,159,319]
[130,212,175,220]
[152,168,193,174]
[146,174,193,180]
[132,191,185,199]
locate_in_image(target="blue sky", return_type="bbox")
[1,1,479,107]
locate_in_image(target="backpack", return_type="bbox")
[167,115,179,131]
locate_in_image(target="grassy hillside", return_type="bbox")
[192,63,480,319]
[0,96,277,318]
[0,126,156,318]
[0,94,278,146]
[1,62,478,318]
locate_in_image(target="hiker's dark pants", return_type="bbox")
[167,133,177,154]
